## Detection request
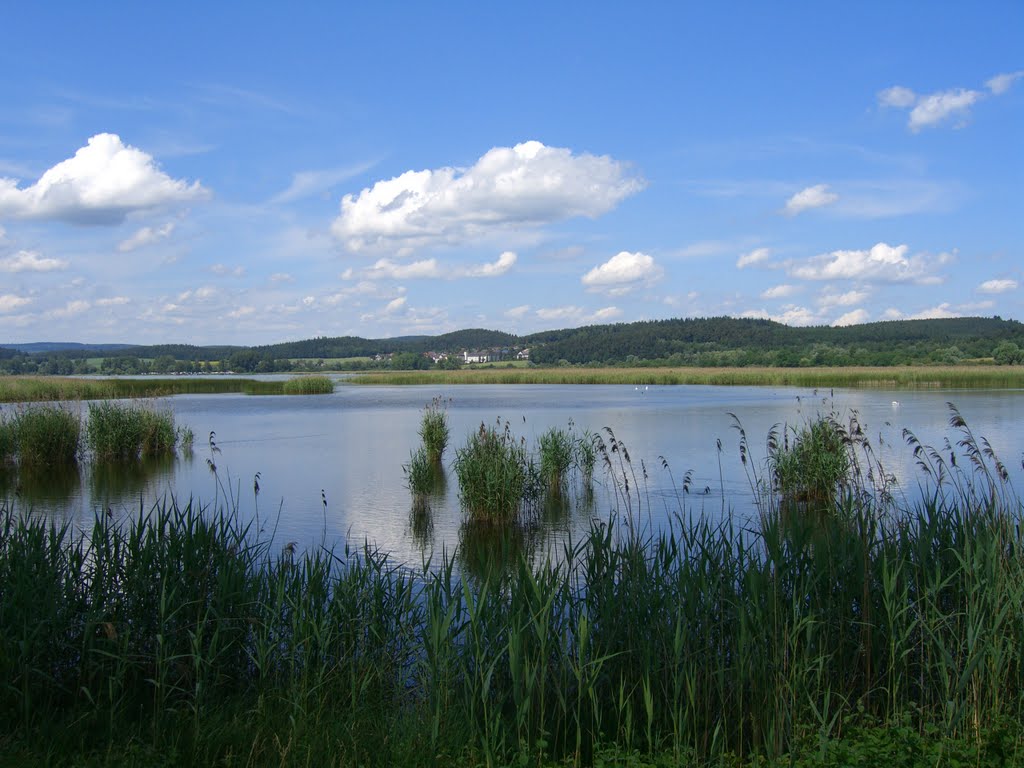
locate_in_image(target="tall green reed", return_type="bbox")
[11,404,81,468]
[419,396,450,464]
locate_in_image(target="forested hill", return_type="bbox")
[523,316,1024,366]
[3,317,1023,372]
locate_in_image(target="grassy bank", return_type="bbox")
[0,375,338,403]
[2,412,1023,766]
[347,364,1024,389]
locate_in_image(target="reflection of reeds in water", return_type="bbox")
[88,455,177,507]
[0,463,83,506]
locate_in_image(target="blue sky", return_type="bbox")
[0,3,1021,345]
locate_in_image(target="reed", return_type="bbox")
[419,396,450,463]
[0,375,291,403]
[10,404,81,468]
[538,426,575,491]
[281,375,335,395]
[86,402,180,461]
[454,419,535,521]
[0,413,15,464]
[2,409,1024,766]
[348,365,1024,389]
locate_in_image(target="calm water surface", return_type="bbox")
[3,384,1022,565]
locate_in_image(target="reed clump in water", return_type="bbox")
[538,426,575,492]
[281,374,335,395]
[86,402,180,461]
[419,396,450,464]
[454,419,535,522]
[8,404,81,468]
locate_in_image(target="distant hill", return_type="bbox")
[0,342,139,354]
[4,317,1022,369]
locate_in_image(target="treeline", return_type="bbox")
[2,317,1023,375]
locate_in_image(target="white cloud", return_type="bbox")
[761,284,798,299]
[50,300,90,318]
[784,184,838,215]
[383,296,407,314]
[0,249,68,272]
[0,294,32,313]
[986,70,1024,95]
[210,263,245,277]
[0,225,6,243]
[581,251,663,295]
[349,251,517,281]
[331,141,643,252]
[740,305,818,327]
[977,278,1018,294]
[226,306,255,319]
[505,304,531,319]
[96,296,130,306]
[302,296,315,306]
[0,134,206,224]
[878,86,917,108]
[790,242,945,283]
[271,161,377,204]
[909,89,982,131]
[832,309,870,327]
[535,305,622,326]
[118,222,175,252]
[878,73,1021,132]
[737,247,771,269]
[270,272,294,283]
[818,289,869,308]
[909,303,960,320]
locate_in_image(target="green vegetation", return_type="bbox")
[8,404,81,468]
[3,406,1024,766]
[454,420,534,521]
[419,396,450,463]
[86,402,180,461]
[348,364,1024,388]
[280,374,335,395]
[768,414,853,509]
[538,425,575,490]
[0,376,311,403]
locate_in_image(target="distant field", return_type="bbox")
[346,365,1024,389]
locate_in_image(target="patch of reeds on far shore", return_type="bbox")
[281,375,335,395]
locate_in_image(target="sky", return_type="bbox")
[0,3,1021,346]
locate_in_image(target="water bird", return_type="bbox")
[892,401,900,407]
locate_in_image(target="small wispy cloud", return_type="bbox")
[784,184,838,215]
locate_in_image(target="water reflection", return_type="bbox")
[458,518,540,586]
[0,463,83,507]
[89,455,180,508]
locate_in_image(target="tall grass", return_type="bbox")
[419,396,450,463]
[2,410,1024,766]
[10,404,81,468]
[539,425,575,491]
[281,374,335,395]
[86,401,180,461]
[349,365,1024,389]
[0,375,301,403]
[454,420,536,522]
[0,412,15,464]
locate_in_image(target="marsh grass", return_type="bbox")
[0,375,296,403]
[454,419,536,522]
[281,375,334,395]
[539,426,575,492]
[86,402,179,462]
[348,364,1024,389]
[769,413,853,509]
[3,407,1024,767]
[11,404,81,468]
[0,413,15,464]
[419,396,450,463]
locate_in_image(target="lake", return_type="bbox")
[2,383,1022,566]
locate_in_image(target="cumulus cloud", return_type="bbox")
[346,251,517,281]
[978,278,1018,294]
[986,71,1024,95]
[535,305,621,325]
[909,303,960,320]
[878,72,1022,132]
[118,222,176,252]
[0,294,32,313]
[505,304,531,319]
[0,249,68,272]
[227,306,255,319]
[818,289,869,308]
[383,296,407,314]
[581,251,662,295]
[761,284,798,300]
[0,134,206,224]
[96,296,130,306]
[790,242,946,284]
[736,247,771,269]
[50,300,90,318]
[784,184,838,215]
[331,141,643,252]
[832,309,870,327]
[740,305,818,327]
